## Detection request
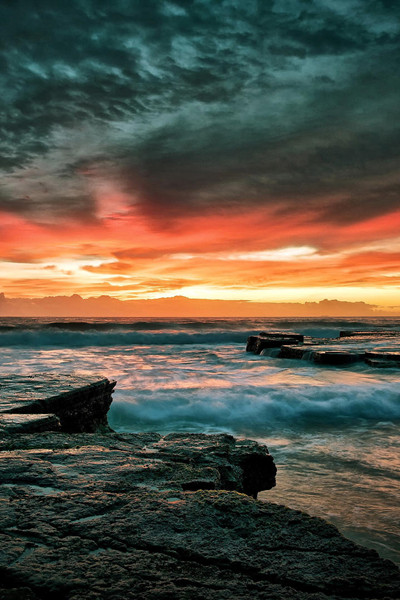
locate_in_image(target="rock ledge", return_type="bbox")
[0,374,116,433]
[0,431,399,600]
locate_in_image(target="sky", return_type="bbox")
[0,0,399,312]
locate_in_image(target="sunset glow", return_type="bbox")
[1,203,399,310]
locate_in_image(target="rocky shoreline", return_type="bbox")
[0,375,399,599]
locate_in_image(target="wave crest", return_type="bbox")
[0,329,249,348]
[109,382,400,435]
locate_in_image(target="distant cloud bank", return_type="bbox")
[0,294,398,318]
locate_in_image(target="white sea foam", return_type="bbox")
[108,380,400,434]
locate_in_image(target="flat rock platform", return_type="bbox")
[1,431,399,600]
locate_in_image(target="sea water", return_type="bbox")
[0,316,399,565]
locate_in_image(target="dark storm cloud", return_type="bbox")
[320,182,400,224]
[0,0,399,224]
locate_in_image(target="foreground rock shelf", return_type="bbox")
[1,431,399,600]
[1,374,399,599]
[247,330,400,367]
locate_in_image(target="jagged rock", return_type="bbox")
[0,432,398,600]
[0,375,115,433]
[1,373,399,598]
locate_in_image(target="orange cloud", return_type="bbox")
[1,198,399,309]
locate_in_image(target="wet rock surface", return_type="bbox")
[1,432,399,600]
[312,351,361,365]
[248,330,400,368]
[339,330,400,338]
[0,432,277,498]
[246,333,304,353]
[0,375,116,433]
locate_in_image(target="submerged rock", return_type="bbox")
[0,432,398,600]
[339,330,400,338]
[365,358,400,368]
[365,350,400,362]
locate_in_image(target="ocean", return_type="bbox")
[0,316,399,566]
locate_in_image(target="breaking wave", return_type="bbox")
[109,381,400,435]
[0,329,251,348]
[1,316,398,348]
